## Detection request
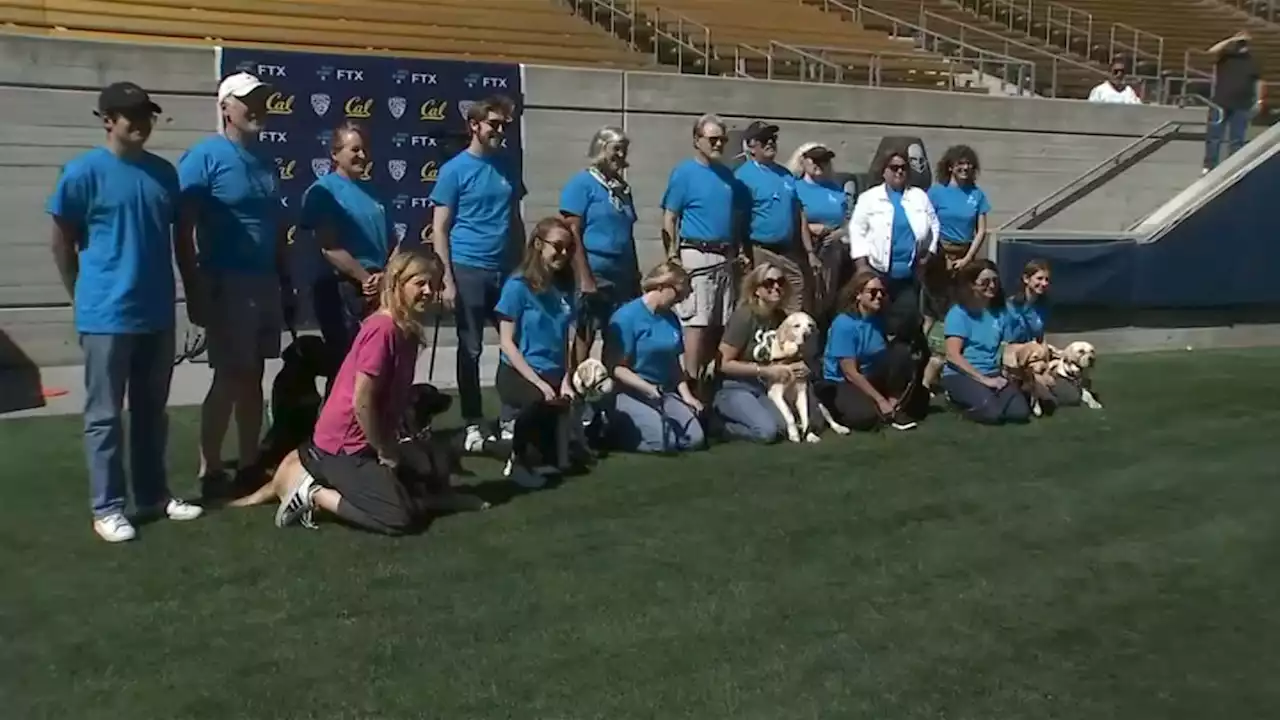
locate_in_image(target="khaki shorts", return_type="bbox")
[204,271,283,371]
[675,246,735,328]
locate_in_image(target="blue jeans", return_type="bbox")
[712,378,823,443]
[80,331,176,517]
[1204,107,1250,169]
[941,372,1031,425]
[612,390,705,453]
[452,264,505,423]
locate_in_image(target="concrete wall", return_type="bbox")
[0,35,1205,366]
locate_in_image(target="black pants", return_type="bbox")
[941,373,1032,425]
[300,442,444,535]
[314,272,374,360]
[817,341,917,431]
[495,363,566,468]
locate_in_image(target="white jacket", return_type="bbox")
[847,183,940,273]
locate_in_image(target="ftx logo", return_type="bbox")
[259,130,288,143]
[463,73,509,89]
[390,133,438,149]
[237,61,287,78]
[393,69,439,85]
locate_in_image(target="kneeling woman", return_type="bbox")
[606,261,706,453]
[941,261,1031,424]
[495,217,579,489]
[712,262,818,442]
[819,271,920,431]
[273,249,487,533]
[1005,258,1080,408]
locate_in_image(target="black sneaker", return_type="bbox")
[889,411,918,431]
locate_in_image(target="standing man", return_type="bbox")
[178,72,290,492]
[734,120,813,314]
[1204,31,1264,173]
[430,96,526,452]
[661,113,748,390]
[1087,59,1143,105]
[47,82,204,542]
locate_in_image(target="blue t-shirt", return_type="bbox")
[796,177,848,229]
[607,297,684,390]
[299,172,390,271]
[928,182,990,245]
[660,158,744,243]
[178,135,280,275]
[734,160,797,246]
[1003,297,1048,343]
[822,312,888,382]
[429,150,522,272]
[495,275,575,374]
[942,304,1004,377]
[886,188,916,280]
[46,147,180,334]
[558,169,637,283]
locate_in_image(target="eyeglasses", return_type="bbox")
[760,277,785,290]
[886,163,908,173]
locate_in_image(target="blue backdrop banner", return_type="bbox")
[217,48,523,302]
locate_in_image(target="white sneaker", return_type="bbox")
[499,419,515,442]
[162,498,204,521]
[275,470,317,528]
[463,424,488,453]
[93,513,137,543]
[503,454,547,489]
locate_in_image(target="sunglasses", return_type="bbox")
[863,287,886,298]
[1111,67,1125,74]
[760,277,785,290]
[756,135,778,145]
[975,277,997,287]
[702,135,728,146]
[540,238,571,253]
[480,118,510,131]
[886,162,908,173]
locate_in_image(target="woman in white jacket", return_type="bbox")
[847,146,940,340]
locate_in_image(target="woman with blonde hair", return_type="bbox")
[273,248,488,533]
[787,141,850,320]
[559,125,639,365]
[711,262,818,442]
[605,260,706,453]
[494,217,579,489]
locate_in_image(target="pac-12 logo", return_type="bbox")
[388,159,408,181]
[265,92,294,115]
[311,158,332,177]
[344,97,374,118]
[457,100,476,121]
[310,93,331,117]
[393,223,408,244]
[388,96,407,119]
[419,99,447,121]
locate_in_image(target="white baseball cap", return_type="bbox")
[217,72,268,103]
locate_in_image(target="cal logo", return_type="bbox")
[344,97,374,118]
[275,157,296,180]
[265,92,294,115]
[419,99,447,121]
[420,160,438,182]
[286,225,298,245]
[420,224,432,243]
[358,164,373,181]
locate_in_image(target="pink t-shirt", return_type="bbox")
[312,313,419,456]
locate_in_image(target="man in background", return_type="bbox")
[47,82,204,542]
[1088,60,1143,105]
[1204,31,1264,173]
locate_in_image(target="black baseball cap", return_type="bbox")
[803,145,836,163]
[96,82,162,116]
[742,120,780,143]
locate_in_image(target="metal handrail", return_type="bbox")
[1215,0,1278,25]
[917,8,1107,97]
[813,0,1036,94]
[769,42,847,84]
[1000,116,1212,230]
[562,0,637,45]
[1109,21,1163,81]
[1043,0,1093,58]
[647,5,713,71]
[732,43,773,79]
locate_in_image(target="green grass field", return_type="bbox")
[4,348,1280,719]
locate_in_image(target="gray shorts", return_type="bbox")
[675,246,736,328]
[204,271,283,371]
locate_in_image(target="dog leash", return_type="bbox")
[427,309,442,381]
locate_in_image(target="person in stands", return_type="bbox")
[787,142,848,322]
[711,263,818,443]
[848,146,939,344]
[940,260,1031,425]
[819,271,920,431]
[559,125,638,365]
[48,81,205,543]
[430,95,525,453]
[494,218,579,490]
[179,72,289,495]
[302,120,394,358]
[660,113,748,392]
[1088,59,1143,105]
[1204,31,1264,173]
[1004,258,1080,408]
[735,120,811,313]
[274,248,488,534]
[606,261,706,453]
